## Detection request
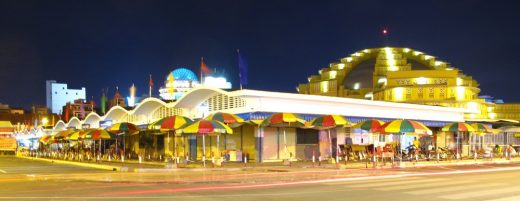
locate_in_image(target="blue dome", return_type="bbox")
[168,68,198,81]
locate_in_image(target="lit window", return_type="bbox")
[416,77,428,85]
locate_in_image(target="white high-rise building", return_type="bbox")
[46,80,86,114]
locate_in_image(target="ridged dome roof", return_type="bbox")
[166,68,198,82]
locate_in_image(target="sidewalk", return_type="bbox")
[17,155,520,173]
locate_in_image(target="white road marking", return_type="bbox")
[346,178,447,188]
[378,179,472,191]
[440,186,520,200]
[408,183,504,195]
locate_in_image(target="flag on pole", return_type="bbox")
[237,49,248,89]
[149,74,153,97]
[100,89,106,115]
[200,57,212,77]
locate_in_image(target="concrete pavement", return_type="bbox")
[17,154,520,173]
[2,155,520,200]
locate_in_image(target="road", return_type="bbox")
[1,156,520,200]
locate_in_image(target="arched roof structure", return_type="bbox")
[83,112,102,128]
[132,97,167,115]
[50,86,465,129]
[67,117,81,129]
[104,106,129,122]
[53,121,66,131]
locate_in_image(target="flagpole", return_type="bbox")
[238,49,243,90]
[200,57,204,85]
[149,74,152,97]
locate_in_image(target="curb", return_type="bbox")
[18,156,121,171]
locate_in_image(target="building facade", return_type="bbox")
[297,47,518,122]
[52,87,464,162]
[46,80,86,114]
[61,99,94,121]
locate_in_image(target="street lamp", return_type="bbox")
[41,117,49,126]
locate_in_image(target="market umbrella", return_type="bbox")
[310,115,351,161]
[78,129,95,140]
[471,123,493,134]
[353,119,385,132]
[376,119,432,164]
[177,119,233,167]
[107,122,140,135]
[261,113,306,160]
[204,112,245,158]
[66,130,83,141]
[353,119,386,164]
[148,116,193,131]
[148,115,193,159]
[107,122,140,159]
[39,135,52,144]
[54,129,76,141]
[84,129,117,140]
[471,123,493,146]
[204,112,244,126]
[83,129,117,158]
[442,122,475,160]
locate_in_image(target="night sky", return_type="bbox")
[1,0,520,109]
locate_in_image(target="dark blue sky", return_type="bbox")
[1,0,520,109]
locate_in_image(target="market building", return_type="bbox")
[296,47,519,122]
[52,87,464,162]
[45,46,520,162]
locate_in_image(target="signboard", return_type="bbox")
[81,124,90,129]
[99,120,113,128]
[0,138,17,151]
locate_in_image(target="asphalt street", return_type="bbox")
[1,156,520,200]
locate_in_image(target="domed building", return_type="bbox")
[297,47,501,122]
[159,68,200,100]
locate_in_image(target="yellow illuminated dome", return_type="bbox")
[297,47,494,121]
[159,68,200,100]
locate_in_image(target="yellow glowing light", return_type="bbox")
[365,92,373,100]
[403,48,410,53]
[424,55,433,60]
[385,47,398,71]
[467,102,479,112]
[363,49,370,53]
[329,71,337,79]
[489,113,496,119]
[413,51,423,56]
[42,117,49,125]
[353,82,360,90]
[446,68,454,70]
[337,63,345,69]
[456,86,465,100]
[456,77,463,86]
[377,77,387,85]
[487,107,494,112]
[416,77,428,85]
[321,81,328,93]
[394,87,404,101]
[434,61,443,66]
